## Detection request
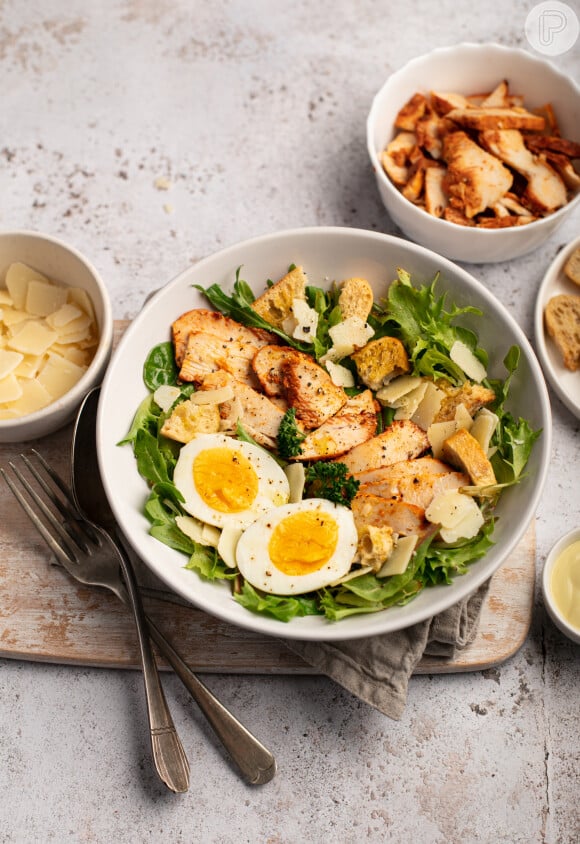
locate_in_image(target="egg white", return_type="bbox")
[235,498,358,595]
[173,433,290,529]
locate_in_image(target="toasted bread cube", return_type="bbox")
[351,336,410,391]
[250,265,308,330]
[441,427,496,488]
[338,277,374,322]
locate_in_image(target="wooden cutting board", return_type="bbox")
[0,322,536,675]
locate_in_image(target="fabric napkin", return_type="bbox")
[133,547,490,721]
[284,580,490,719]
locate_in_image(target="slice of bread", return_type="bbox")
[544,293,580,371]
[250,265,307,330]
[564,247,580,287]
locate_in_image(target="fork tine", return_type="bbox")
[21,450,99,547]
[1,466,79,563]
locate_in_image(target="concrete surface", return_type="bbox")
[0,1,578,842]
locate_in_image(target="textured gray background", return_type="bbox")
[0,1,579,842]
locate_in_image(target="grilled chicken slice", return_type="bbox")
[380,132,417,186]
[443,131,513,218]
[353,456,457,485]
[281,350,348,429]
[424,166,448,217]
[351,493,429,537]
[395,92,429,131]
[252,344,290,396]
[178,331,263,387]
[356,459,469,509]
[296,390,378,461]
[172,308,277,368]
[445,106,545,132]
[479,129,567,213]
[338,420,429,475]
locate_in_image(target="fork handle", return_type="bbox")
[145,616,276,785]
[116,549,190,793]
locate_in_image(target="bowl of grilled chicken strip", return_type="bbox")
[97,227,551,640]
[367,43,580,263]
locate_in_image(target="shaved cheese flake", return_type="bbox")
[284,462,306,503]
[1,307,30,327]
[325,316,374,360]
[5,262,50,310]
[37,353,87,399]
[376,374,422,403]
[67,287,95,322]
[8,321,58,356]
[56,312,92,337]
[394,381,428,419]
[412,381,444,430]
[25,280,68,317]
[428,419,459,458]
[288,297,319,343]
[218,527,243,569]
[153,384,181,412]
[45,303,83,329]
[5,379,52,415]
[470,408,499,455]
[426,490,484,543]
[450,341,487,382]
[0,289,13,306]
[377,535,418,577]
[175,514,220,547]
[190,384,235,405]
[454,402,473,430]
[0,349,24,379]
[14,353,43,379]
[325,359,355,387]
[0,373,23,403]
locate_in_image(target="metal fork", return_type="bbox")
[1,451,191,793]
[2,450,277,786]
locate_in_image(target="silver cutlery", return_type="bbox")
[72,388,276,785]
[2,451,190,794]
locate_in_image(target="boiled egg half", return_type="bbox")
[173,433,290,530]
[235,498,358,595]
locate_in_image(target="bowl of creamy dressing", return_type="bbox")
[542,528,580,644]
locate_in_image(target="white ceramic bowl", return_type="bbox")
[0,230,113,442]
[542,527,580,645]
[97,226,552,641]
[367,43,580,263]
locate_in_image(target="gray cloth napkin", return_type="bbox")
[134,544,490,721]
[284,580,490,719]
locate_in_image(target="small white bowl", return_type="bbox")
[0,230,113,442]
[367,43,580,264]
[542,527,580,645]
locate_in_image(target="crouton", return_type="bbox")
[441,428,496,488]
[160,399,220,443]
[338,277,374,322]
[351,336,410,391]
[250,265,308,330]
[433,381,496,423]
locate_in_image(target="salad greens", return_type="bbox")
[120,265,541,623]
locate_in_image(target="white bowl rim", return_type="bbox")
[542,526,580,641]
[366,41,580,239]
[0,228,114,430]
[97,225,553,641]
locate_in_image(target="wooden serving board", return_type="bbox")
[0,322,536,675]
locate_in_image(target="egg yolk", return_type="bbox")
[193,447,259,513]
[268,511,338,576]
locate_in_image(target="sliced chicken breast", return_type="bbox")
[351,493,429,537]
[172,308,277,368]
[338,420,429,475]
[296,390,378,461]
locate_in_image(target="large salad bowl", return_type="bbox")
[97,227,551,641]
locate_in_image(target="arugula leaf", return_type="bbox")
[376,269,485,384]
[234,581,321,621]
[185,546,237,580]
